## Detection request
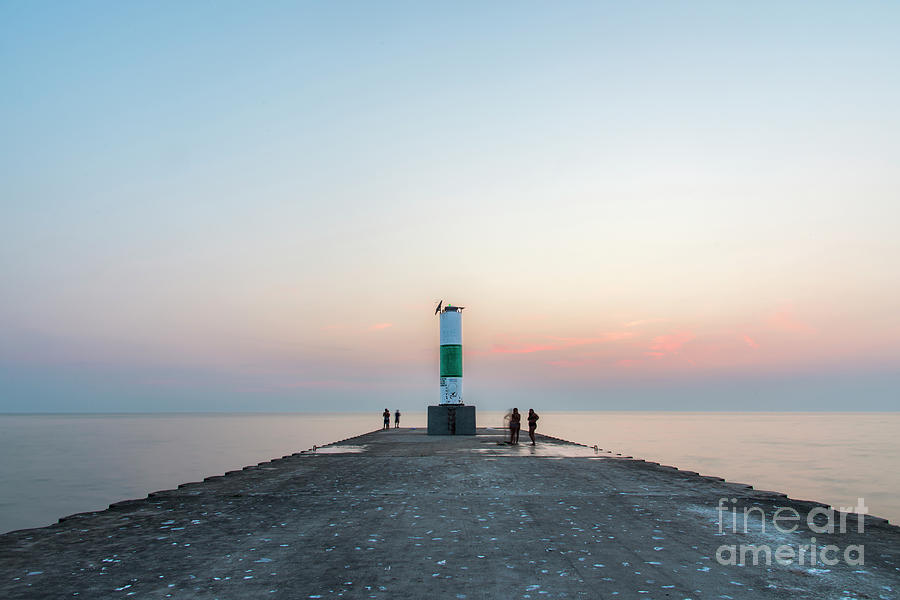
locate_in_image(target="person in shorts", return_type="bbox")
[508,408,521,444]
[527,409,539,445]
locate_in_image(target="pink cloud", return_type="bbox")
[551,332,636,344]
[491,343,557,354]
[766,305,815,334]
[490,332,634,355]
[623,318,668,328]
[648,331,695,355]
[743,334,759,349]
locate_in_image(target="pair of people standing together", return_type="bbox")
[382,409,400,429]
[508,408,538,445]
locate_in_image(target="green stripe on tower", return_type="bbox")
[440,345,463,377]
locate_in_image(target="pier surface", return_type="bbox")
[1,428,898,599]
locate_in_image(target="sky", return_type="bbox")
[1,1,898,412]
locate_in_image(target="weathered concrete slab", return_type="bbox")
[427,405,476,435]
[1,428,898,599]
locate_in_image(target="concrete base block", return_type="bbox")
[427,405,476,435]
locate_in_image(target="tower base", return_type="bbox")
[427,405,476,435]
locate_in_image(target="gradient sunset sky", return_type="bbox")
[2,2,898,412]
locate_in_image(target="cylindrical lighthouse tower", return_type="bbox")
[439,305,464,404]
[429,301,474,435]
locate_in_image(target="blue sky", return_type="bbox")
[2,2,899,412]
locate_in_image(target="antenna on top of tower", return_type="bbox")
[434,300,442,315]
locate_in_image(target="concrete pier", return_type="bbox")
[1,428,898,599]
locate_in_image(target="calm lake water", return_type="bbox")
[0,411,897,533]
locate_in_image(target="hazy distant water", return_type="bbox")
[0,411,897,534]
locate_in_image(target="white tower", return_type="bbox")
[439,304,464,404]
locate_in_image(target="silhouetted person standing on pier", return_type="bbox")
[394,409,401,428]
[527,409,539,445]
[382,408,390,430]
[509,408,521,444]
